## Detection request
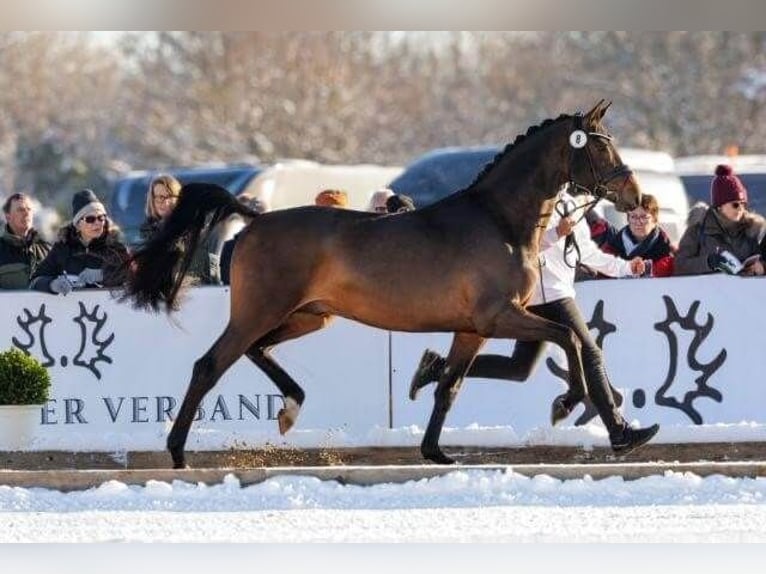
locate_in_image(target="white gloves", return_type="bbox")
[49,275,74,295]
[77,267,104,286]
[49,268,103,295]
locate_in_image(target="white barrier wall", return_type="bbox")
[1,275,765,451]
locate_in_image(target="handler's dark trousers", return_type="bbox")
[464,297,625,435]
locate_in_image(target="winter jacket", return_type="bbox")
[674,202,766,276]
[30,225,130,293]
[590,217,676,277]
[0,225,52,289]
[533,191,635,305]
[140,217,221,284]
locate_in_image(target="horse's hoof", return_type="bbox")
[550,394,573,426]
[277,409,293,435]
[173,462,190,470]
[422,448,456,465]
[277,396,301,435]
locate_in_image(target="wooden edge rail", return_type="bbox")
[1,461,766,492]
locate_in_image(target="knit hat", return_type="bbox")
[711,164,748,208]
[315,189,349,208]
[72,188,106,223]
[368,188,394,212]
[386,194,415,213]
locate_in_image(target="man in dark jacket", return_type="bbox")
[0,193,51,289]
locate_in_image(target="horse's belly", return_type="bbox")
[329,293,476,333]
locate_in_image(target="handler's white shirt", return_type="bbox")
[531,191,634,306]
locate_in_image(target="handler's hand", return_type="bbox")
[556,216,575,238]
[629,257,646,276]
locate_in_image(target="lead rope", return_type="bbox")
[556,188,602,269]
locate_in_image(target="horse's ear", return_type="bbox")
[585,99,610,123]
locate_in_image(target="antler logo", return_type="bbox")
[12,302,115,380]
[12,304,55,367]
[653,295,726,423]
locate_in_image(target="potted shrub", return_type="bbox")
[0,348,51,450]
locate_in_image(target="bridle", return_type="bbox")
[567,112,633,202]
[554,113,634,268]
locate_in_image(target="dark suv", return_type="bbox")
[109,164,262,246]
[388,145,690,243]
[388,146,499,208]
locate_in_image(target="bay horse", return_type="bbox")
[122,100,641,468]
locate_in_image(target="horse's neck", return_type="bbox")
[477,145,567,245]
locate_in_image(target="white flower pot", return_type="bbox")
[0,404,43,451]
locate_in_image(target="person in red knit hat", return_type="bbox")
[675,164,766,276]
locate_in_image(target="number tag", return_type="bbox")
[569,130,587,149]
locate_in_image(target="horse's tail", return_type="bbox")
[122,182,260,312]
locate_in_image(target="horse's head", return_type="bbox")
[567,100,641,212]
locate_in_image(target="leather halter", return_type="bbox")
[568,112,633,201]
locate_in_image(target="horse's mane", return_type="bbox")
[463,113,571,193]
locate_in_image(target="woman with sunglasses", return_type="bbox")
[675,164,766,276]
[30,189,129,294]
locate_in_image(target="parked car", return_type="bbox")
[675,155,766,217]
[389,146,689,244]
[109,164,262,246]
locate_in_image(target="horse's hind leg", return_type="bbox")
[479,304,591,427]
[421,332,486,465]
[167,323,257,469]
[245,311,334,435]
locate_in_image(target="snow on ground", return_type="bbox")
[2,468,766,542]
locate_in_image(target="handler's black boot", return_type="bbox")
[408,349,445,401]
[610,423,660,457]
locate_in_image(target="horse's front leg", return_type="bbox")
[421,332,486,465]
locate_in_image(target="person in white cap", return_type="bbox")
[30,189,130,295]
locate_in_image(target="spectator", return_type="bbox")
[140,173,181,241]
[0,193,52,289]
[220,196,269,286]
[385,193,416,214]
[367,188,394,213]
[141,174,220,284]
[675,164,766,276]
[409,187,660,456]
[30,189,130,295]
[315,189,349,208]
[587,194,676,277]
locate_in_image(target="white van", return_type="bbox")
[241,160,404,211]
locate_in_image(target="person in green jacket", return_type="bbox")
[0,193,51,289]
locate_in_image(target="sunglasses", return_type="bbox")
[153,193,177,204]
[82,214,106,224]
[729,201,747,210]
